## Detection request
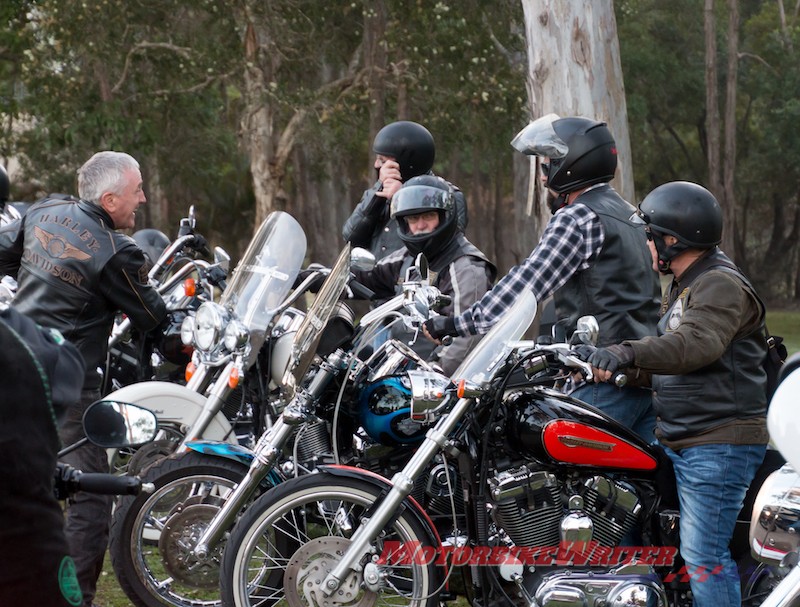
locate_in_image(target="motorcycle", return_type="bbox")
[217,288,776,607]
[102,210,307,478]
[106,252,456,607]
[746,360,800,607]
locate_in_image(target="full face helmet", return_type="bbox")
[373,121,436,182]
[390,175,457,259]
[632,181,722,273]
[511,114,617,211]
[358,375,426,446]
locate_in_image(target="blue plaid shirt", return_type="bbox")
[455,200,604,335]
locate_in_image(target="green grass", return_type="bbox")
[766,309,800,356]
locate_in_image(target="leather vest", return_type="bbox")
[553,185,660,345]
[652,249,768,440]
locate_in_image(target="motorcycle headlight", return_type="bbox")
[223,320,249,352]
[193,302,224,352]
[180,315,195,346]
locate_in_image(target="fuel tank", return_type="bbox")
[505,388,658,472]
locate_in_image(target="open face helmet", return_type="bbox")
[373,121,436,182]
[632,181,722,273]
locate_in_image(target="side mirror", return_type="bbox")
[407,253,429,284]
[82,401,159,449]
[214,247,231,273]
[350,247,376,272]
[572,315,599,346]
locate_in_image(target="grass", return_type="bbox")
[95,307,800,606]
[766,309,800,355]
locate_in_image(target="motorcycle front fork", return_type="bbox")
[192,352,346,559]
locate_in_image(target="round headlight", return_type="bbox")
[180,315,195,346]
[193,303,224,352]
[223,320,249,352]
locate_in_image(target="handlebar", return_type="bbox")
[53,463,155,500]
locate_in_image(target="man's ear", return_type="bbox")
[99,191,116,214]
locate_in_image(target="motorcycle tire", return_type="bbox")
[109,450,271,607]
[220,472,441,607]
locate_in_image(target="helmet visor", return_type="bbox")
[390,185,454,219]
[510,113,568,158]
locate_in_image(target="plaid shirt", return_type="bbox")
[455,200,604,335]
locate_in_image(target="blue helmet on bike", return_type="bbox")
[358,376,426,446]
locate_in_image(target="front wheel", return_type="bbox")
[109,450,265,607]
[220,472,441,607]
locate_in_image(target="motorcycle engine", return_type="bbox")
[488,466,642,550]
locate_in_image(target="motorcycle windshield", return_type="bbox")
[451,289,538,386]
[220,212,306,361]
[768,368,800,470]
[282,244,352,392]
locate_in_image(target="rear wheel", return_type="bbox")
[220,472,441,607]
[109,450,268,607]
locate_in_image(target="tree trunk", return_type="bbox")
[722,0,739,261]
[519,0,635,227]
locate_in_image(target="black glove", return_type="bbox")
[423,316,457,341]
[191,233,211,258]
[293,265,328,293]
[587,344,635,373]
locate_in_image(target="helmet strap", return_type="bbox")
[652,234,688,274]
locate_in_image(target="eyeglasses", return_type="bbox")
[540,162,550,177]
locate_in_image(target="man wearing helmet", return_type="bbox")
[343,121,468,262]
[424,114,661,440]
[586,181,768,607]
[353,175,495,375]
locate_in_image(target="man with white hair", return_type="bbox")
[0,151,166,606]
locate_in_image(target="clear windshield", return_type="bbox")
[283,244,352,390]
[220,212,306,358]
[451,289,538,386]
[768,368,800,470]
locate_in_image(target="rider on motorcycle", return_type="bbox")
[353,174,495,374]
[342,121,468,263]
[588,181,769,607]
[423,114,661,441]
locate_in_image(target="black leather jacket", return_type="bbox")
[0,194,166,390]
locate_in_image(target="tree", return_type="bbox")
[518,0,634,232]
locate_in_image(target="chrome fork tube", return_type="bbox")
[193,417,295,559]
[193,354,345,559]
[176,360,236,453]
[761,563,800,607]
[321,396,474,596]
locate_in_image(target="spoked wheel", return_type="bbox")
[220,472,440,607]
[109,450,271,607]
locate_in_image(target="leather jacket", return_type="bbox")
[0,194,166,390]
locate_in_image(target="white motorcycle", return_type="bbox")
[748,357,800,607]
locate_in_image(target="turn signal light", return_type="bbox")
[185,361,197,382]
[228,367,240,389]
[183,278,197,297]
[457,379,466,398]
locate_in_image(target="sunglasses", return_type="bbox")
[540,162,550,177]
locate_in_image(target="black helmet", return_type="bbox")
[132,228,170,267]
[390,175,456,259]
[633,181,723,273]
[0,164,8,204]
[373,121,435,182]
[511,114,617,194]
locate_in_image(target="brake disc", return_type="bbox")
[158,503,224,588]
[284,537,377,607]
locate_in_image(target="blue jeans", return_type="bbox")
[665,443,766,607]
[571,382,655,443]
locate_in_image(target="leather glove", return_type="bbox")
[423,316,457,341]
[587,344,635,374]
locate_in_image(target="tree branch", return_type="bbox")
[111,42,193,94]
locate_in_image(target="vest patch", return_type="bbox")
[58,556,82,606]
